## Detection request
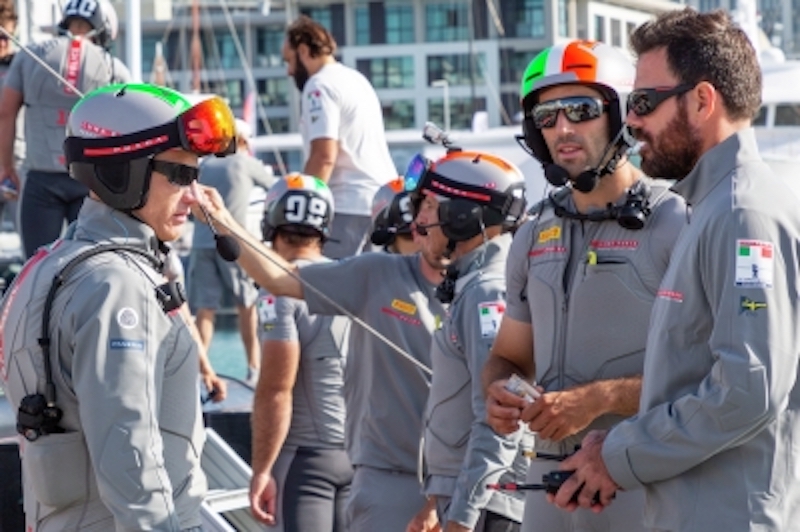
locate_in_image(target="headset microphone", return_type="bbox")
[198,203,241,262]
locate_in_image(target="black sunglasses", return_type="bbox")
[151,159,199,187]
[531,96,608,129]
[627,83,694,117]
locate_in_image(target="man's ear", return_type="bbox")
[692,81,717,121]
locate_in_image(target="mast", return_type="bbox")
[190,0,202,92]
[125,0,142,82]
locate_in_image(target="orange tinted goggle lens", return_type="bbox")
[179,96,235,155]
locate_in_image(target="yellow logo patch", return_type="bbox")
[538,226,561,243]
[391,299,417,315]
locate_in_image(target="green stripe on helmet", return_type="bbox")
[520,48,552,100]
[74,83,193,114]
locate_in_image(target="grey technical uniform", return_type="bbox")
[424,233,532,529]
[189,153,275,309]
[602,130,800,531]
[257,257,352,532]
[0,53,25,169]
[299,252,446,532]
[4,36,129,173]
[505,177,686,532]
[0,199,206,531]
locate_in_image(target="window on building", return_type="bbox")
[594,15,605,42]
[356,2,415,45]
[427,53,485,86]
[753,106,768,126]
[611,19,622,47]
[426,2,469,42]
[257,117,291,136]
[204,79,244,107]
[256,26,285,68]
[558,0,568,37]
[257,77,290,107]
[627,21,637,40]
[499,0,545,39]
[501,91,524,124]
[356,56,415,89]
[141,32,181,77]
[300,4,346,47]
[383,99,415,129]
[775,104,800,126]
[428,96,487,130]
[209,31,242,69]
[500,48,539,84]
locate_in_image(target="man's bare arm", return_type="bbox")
[0,86,23,188]
[303,138,338,182]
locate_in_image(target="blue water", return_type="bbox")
[207,315,249,381]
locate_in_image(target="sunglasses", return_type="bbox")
[531,96,608,129]
[151,159,199,186]
[627,83,694,117]
[65,95,236,165]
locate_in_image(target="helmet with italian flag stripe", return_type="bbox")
[519,40,634,165]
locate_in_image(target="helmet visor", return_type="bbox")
[404,154,431,192]
[179,96,236,156]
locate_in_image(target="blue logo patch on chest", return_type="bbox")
[109,338,145,351]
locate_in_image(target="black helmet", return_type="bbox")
[64,83,236,211]
[58,0,118,49]
[370,177,413,248]
[261,173,334,242]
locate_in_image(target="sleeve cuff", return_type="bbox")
[602,426,644,491]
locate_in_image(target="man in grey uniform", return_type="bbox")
[250,174,353,531]
[0,0,22,225]
[0,0,130,259]
[193,176,448,532]
[188,118,275,383]
[549,10,800,531]
[482,40,685,532]
[0,83,237,530]
[407,150,531,532]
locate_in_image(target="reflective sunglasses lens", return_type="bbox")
[179,96,236,155]
[532,97,603,129]
[627,91,653,117]
[531,102,559,129]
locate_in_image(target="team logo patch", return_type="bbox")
[538,226,561,243]
[478,301,505,338]
[735,240,774,289]
[392,299,417,315]
[116,308,139,329]
[109,339,145,351]
[740,296,767,315]
[257,294,278,323]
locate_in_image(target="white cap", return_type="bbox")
[235,119,253,142]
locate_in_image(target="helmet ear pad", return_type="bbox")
[438,199,485,242]
[70,157,152,211]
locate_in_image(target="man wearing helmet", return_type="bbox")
[369,177,417,255]
[405,150,532,532]
[249,174,353,531]
[482,40,686,531]
[0,83,238,530]
[0,0,130,259]
[193,168,447,532]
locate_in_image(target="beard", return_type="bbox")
[634,100,702,180]
[293,57,310,92]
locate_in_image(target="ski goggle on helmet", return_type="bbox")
[65,86,236,167]
[518,40,634,165]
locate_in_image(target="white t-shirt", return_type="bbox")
[300,62,396,216]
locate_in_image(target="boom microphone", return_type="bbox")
[198,203,241,261]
